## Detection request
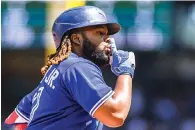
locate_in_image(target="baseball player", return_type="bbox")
[4,6,135,130]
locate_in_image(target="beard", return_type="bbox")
[81,33,110,68]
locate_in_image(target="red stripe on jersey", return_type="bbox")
[5,110,28,125]
[5,111,18,124]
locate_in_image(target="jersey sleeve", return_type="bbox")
[63,61,114,117]
[5,88,38,125]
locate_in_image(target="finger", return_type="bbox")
[109,38,117,55]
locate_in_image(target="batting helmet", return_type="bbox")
[52,6,121,49]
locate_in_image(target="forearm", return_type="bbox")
[93,38,135,127]
[112,74,132,119]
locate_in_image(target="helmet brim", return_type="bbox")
[69,22,121,35]
[106,23,121,35]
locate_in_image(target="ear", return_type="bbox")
[71,33,82,46]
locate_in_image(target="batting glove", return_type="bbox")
[109,38,135,78]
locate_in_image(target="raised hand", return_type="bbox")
[109,38,135,77]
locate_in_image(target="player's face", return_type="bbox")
[81,25,111,67]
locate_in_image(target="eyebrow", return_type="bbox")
[94,25,108,33]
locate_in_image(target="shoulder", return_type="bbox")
[58,53,101,73]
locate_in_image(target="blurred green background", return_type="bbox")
[2,1,195,130]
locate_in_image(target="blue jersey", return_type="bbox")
[10,53,114,130]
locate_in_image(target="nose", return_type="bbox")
[105,37,113,45]
[103,35,109,42]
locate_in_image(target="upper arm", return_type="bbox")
[63,62,124,127]
[5,88,38,125]
[63,62,114,116]
[93,97,124,127]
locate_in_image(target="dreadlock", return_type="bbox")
[41,35,72,75]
